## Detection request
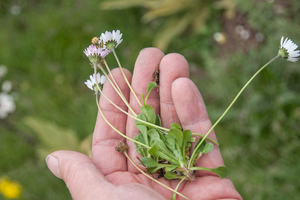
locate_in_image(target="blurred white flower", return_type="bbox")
[100,30,123,50]
[240,29,250,40]
[84,73,106,94]
[255,32,264,42]
[278,36,300,62]
[0,93,15,119]
[10,5,21,15]
[2,81,12,93]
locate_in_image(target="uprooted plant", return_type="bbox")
[83,30,300,200]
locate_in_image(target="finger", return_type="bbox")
[159,53,190,128]
[46,151,114,200]
[172,78,224,176]
[92,68,132,175]
[126,48,164,173]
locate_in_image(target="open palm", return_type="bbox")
[47,48,242,200]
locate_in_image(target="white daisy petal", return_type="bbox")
[279,36,300,62]
[100,30,123,50]
[84,80,93,90]
[99,75,106,85]
[84,73,106,94]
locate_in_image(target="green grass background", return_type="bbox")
[0,0,300,199]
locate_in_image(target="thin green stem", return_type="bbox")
[112,49,142,107]
[102,58,123,97]
[93,66,169,133]
[95,92,150,149]
[97,86,169,132]
[191,133,219,145]
[96,63,137,117]
[189,55,280,168]
[172,178,187,200]
[124,152,189,200]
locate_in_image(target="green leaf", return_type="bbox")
[190,166,229,178]
[164,165,178,172]
[212,166,229,178]
[135,113,148,134]
[140,157,163,173]
[182,130,192,159]
[141,105,156,124]
[147,81,158,93]
[135,113,149,148]
[149,139,179,165]
[164,171,178,180]
[194,139,207,156]
[147,128,160,139]
[155,114,161,126]
[139,157,177,173]
[146,81,158,96]
[140,157,160,168]
[164,171,184,180]
[167,128,183,149]
[202,142,214,154]
[190,138,207,165]
[145,82,158,104]
[170,123,182,130]
[148,165,177,174]
[165,134,176,151]
[173,150,183,161]
[134,133,148,157]
[156,129,166,143]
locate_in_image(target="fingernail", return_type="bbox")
[46,155,61,179]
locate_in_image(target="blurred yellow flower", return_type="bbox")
[0,177,22,199]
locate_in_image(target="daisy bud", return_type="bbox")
[91,37,99,46]
[115,142,128,153]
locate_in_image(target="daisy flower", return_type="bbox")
[100,30,123,50]
[0,93,15,119]
[84,73,106,94]
[278,36,300,62]
[83,45,109,64]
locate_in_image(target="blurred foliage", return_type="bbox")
[197,1,300,199]
[23,117,92,161]
[0,0,300,199]
[100,0,236,51]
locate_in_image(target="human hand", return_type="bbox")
[46,48,242,200]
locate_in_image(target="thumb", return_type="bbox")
[46,150,114,200]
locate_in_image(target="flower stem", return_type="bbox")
[172,178,187,200]
[95,93,150,149]
[93,66,169,133]
[189,55,280,167]
[124,152,189,200]
[191,133,219,145]
[112,49,142,107]
[96,63,137,117]
[102,58,124,97]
